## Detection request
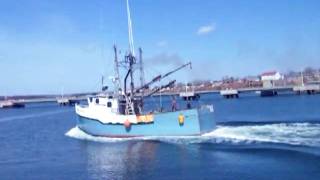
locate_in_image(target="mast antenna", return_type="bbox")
[126,0,135,56]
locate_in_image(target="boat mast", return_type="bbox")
[123,54,136,114]
[129,55,135,96]
[126,0,135,96]
[139,48,145,95]
[123,0,136,114]
[113,45,121,96]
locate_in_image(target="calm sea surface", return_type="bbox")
[1,93,320,179]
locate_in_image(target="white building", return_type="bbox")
[260,71,283,88]
[261,71,283,81]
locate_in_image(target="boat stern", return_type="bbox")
[198,105,215,134]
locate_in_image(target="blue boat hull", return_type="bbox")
[77,108,215,137]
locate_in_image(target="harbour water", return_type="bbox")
[1,93,320,179]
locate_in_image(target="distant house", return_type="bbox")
[261,71,283,81]
[260,71,283,88]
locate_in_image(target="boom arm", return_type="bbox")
[162,62,191,79]
[135,62,191,94]
[145,80,176,97]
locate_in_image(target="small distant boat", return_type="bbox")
[56,87,79,106]
[74,0,215,137]
[0,100,25,108]
[57,98,69,106]
[57,97,79,106]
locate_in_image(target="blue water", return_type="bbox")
[1,93,320,179]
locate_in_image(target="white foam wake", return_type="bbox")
[204,123,320,147]
[65,123,320,147]
[65,127,130,143]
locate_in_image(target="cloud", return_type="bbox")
[143,53,193,83]
[197,24,216,35]
[145,53,184,67]
[156,40,168,47]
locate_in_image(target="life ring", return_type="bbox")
[178,114,184,125]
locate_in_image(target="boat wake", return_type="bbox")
[65,122,320,147]
[203,123,320,147]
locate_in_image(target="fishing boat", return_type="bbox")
[57,87,80,106]
[74,0,215,137]
[57,97,79,106]
[0,100,25,108]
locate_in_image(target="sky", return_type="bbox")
[0,0,319,95]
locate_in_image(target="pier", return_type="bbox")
[219,84,319,98]
[217,70,320,99]
[293,84,320,95]
[1,84,319,106]
[151,85,318,97]
[0,94,89,108]
[220,89,239,98]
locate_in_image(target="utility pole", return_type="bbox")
[301,71,304,86]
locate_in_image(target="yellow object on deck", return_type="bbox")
[178,114,184,125]
[137,114,154,123]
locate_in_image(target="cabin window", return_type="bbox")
[108,96,113,99]
[96,98,99,104]
[89,97,93,103]
[107,102,112,107]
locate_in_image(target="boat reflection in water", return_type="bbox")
[86,141,159,179]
